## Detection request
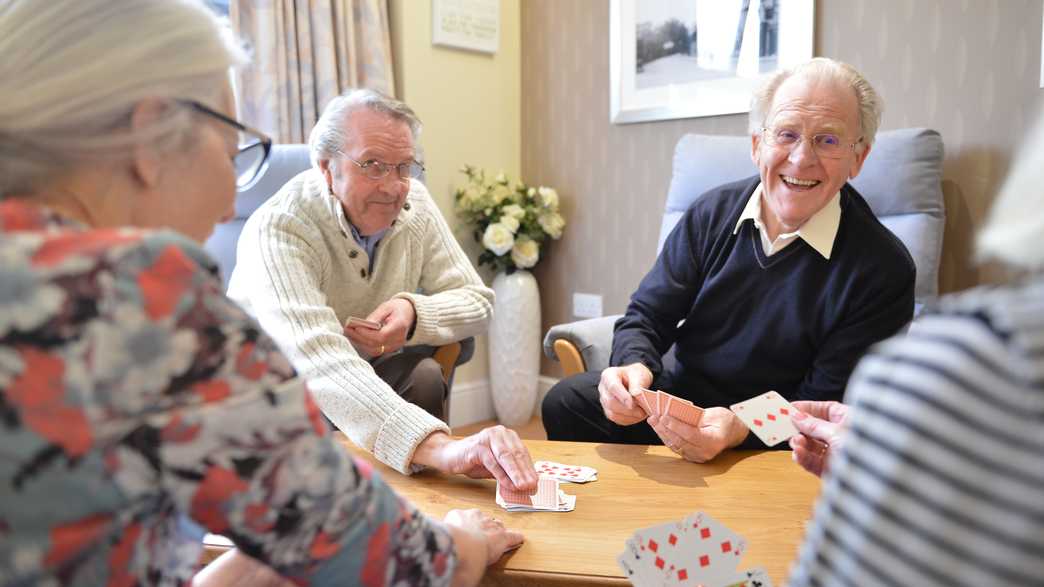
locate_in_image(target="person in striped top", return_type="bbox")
[786,115,1044,586]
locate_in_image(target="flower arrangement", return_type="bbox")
[454,165,566,274]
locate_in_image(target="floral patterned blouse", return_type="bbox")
[0,200,456,586]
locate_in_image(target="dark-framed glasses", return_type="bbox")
[179,100,273,191]
[760,126,861,159]
[340,153,425,181]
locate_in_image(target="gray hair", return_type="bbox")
[0,0,246,197]
[749,58,884,151]
[308,89,423,168]
[977,108,1044,271]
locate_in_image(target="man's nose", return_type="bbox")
[788,137,820,164]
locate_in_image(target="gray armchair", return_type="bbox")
[203,144,475,416]
[544,128,946,377]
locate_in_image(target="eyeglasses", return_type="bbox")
[179,100,273,191]
[339,153,425,181]
[760,126,862,159]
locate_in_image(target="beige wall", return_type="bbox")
[389,0,521,385]
[522,0,1044,376]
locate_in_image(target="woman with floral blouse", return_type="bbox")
[0,1,522,585]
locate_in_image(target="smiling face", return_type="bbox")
[320,108,414,236]
[751,74,871,239]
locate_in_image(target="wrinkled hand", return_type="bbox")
[443,509,524,566]
[647,407,749,462]
[418,428,538,492]
[598,363,653,426]
[788,400,849,478]
[344,298,415,356]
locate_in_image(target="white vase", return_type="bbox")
[489,269,541,426]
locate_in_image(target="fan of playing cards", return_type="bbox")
[617,512,773,586]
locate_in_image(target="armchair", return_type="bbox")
[544,128,946,377]
[203,144,474,417]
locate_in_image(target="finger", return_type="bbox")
[495,528,526,558]
[490,430,538,491]
[792,412,838,443]
[477,445,511,487]
[791,400,835,421]
[599,372,634,410]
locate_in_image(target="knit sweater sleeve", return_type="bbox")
[394,185,494,346]
[229,203,448,475]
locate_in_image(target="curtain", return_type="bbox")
[230,0,396,143]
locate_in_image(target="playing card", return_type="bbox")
[496,476,576,512]
[666,396,704,426]
[664,512,747,586]
[730,566,774,587]
[629,520,687,580]
[345,316,381,330]
[729,391,798,447]
[534,460,598,483]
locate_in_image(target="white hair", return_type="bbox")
[977,109,1044,271]
[308,89,422,168]
[0,0,247,196]
[749,57,884,151]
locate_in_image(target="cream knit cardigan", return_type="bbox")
[228,169,493,473]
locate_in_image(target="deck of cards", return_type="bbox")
[496,475,576,512]
[535,460,598,483]
[617,512,773,586]
[634,388,704,426]
[728,391,799,447]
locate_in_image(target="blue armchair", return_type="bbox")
[544,128,946,377]
[204,144,475,417]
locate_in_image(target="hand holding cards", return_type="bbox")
[728,391,798,447]
[617,511,773,586]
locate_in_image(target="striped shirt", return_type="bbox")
[788,279,1044,587]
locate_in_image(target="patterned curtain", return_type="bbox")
[230,0,396,143]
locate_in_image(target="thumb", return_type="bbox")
[792,412,837,443]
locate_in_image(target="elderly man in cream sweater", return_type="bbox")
[228,89,536,491]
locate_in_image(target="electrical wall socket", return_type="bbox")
[573,293,603,319]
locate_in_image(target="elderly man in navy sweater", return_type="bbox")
[542,58,915,462]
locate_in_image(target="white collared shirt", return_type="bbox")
[731,183,841,259]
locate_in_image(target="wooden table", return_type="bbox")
[339,435,820,586]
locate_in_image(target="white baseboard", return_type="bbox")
[448,375,561,428]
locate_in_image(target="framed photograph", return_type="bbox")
[432,0,499,55]
[610,0,814,124]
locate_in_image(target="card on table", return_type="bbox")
[534,460,598,483]
[495,475,576,512]
[728,391,798,447]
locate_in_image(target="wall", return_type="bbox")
[389,0,521,423]
[522,0,1044,376]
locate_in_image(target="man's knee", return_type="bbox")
[541,371,601,439]
[406,358,447,420]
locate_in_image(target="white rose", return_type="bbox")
[482,223,515,256]
[492,184,512,203]
[527,187,536,198]
[538,211,565,239]
[495,171,508,185]
[501,204,525,220]
[537,186,559,208]
[499,214,520,233]
[511,237,540,269]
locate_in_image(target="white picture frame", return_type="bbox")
[610,0,815,124]
[432,0,499,55]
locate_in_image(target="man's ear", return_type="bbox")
[750,132,762,167]
[318,158,334,190]
[129,97,169,189]
[848,142,873,179]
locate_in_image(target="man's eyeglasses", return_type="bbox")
[179,100,272,191]
[760,126,862,159]
[339,152,425,181]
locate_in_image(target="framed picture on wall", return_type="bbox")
[610,0,814,124]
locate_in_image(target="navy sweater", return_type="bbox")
[612,176,915,410]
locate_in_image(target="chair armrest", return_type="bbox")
[403,337,475,381]
[543,315,622,377]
